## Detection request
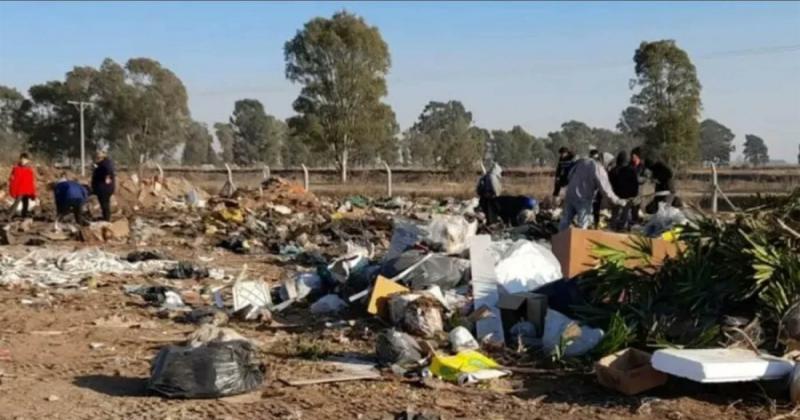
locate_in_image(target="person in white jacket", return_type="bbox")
[559,157,626,231]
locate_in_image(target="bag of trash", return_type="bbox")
[380,250,469,290]
[148,340,264,399]
[449,326,479,352]
[309,294,348,314]
[421,215,477,255]
[126,250,169,262]
[167,261,210,279]
[643,203,687,237]
[375,328,422,367]
[541,309,604,357]
[384,219,424,263]
[491,240,562,294]
[403,296,444,338]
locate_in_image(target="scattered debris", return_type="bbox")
[651,348,794,383]
[595,348,667,395]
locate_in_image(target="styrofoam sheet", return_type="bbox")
[652,348,794,383]
[470,235,504,345]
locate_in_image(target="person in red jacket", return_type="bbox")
[8,153,37,218]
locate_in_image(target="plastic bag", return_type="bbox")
[643,203,687,237]
[380,250,469,290]
[491,240,562,294]
[421,215,477,255]
[167,261,209,279]
[541,309,604,357]
[148,340,264,399]
[375,328,422,367]
[429,350,508,385]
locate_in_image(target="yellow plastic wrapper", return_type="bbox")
[662,226,683,242]
[429,350,508,384]
[217,208,244,224]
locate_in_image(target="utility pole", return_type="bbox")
[67,100,92,176]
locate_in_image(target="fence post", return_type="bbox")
[156,163,164,183]
[383,162,393,198]
[711,163,718,214]
[263,165,270,180]
[301,164,309,192]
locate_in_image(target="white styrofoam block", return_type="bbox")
[652,348,794,383]
[470,234,504,345]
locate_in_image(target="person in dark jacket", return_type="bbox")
[644,156,683,214]
[53,174,89,225]
[552,147,576,202]
[629,147,646,223]
[494,195,538,226]
[608,151,640,231]
[91,150,115,221]
[476,163,502,225]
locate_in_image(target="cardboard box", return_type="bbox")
[595,348,667,395]
[497,292,548,337]
[551,228,679,278]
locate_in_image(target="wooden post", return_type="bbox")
[383,162,392,198]
[711,163,718,214]
[263,165,270,180]
[302,164,309,192]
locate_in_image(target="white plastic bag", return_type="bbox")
[491,240,562,294]
[643,203,687,237]
[541,309,604,357]
[422,215,477,255]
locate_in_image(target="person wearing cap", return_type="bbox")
[53,173,89,225]
[552,147,576,203]
[8,152,37,218]
[559,155,626,231]
[494,195,538,226]
[91,150,115,221]
[476,163,503,225]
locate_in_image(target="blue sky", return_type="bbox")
[1,1,799,160]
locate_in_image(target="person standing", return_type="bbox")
[53,173,89,225]
[644,156,682,214]
[476,163,502,225]
[8,153,37,218]
[559,157,626,231]
[91,150,115,221]
[608,151,640,231]
[552,147,576,204]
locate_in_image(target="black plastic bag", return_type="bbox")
[375,328,422,367]
[380,250,469,290]
[148,340,265,399]
[127,250,169,262]
[167,261,210,279]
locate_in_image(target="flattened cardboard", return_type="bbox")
[595,348,667,395]
[367,276,410,318]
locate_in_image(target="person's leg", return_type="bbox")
[98,193,111,221]
[559,202,577,231]
[609,205,621,231]
[488,197,501,225]
[592,196,601,229]
[576,200,594,229]
[21,196,29,218]
[71,202,85,225]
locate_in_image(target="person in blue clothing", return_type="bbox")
[53,173,89,225]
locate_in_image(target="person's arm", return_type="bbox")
[595,162,623,205]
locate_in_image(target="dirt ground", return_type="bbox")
[0,238,795,420]
[0,170,797,420]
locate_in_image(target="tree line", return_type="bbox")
[0,11,786,180]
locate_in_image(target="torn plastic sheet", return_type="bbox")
[0,248,174,287]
